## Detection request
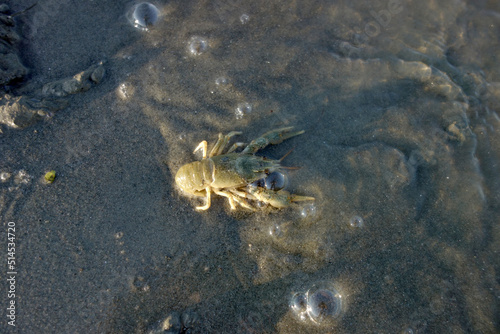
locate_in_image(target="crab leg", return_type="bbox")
[194,140,208,159]
[209,131,242,157]
[226,142,245,154]
[241,127,305,154]
[227,189,260,210]
[229,188,257,200]
[213,189,237,210]
[195,187,212,210]
[214,189,255,211]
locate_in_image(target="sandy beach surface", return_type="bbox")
[1,0,499,333]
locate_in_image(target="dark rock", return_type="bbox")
[42,62,105,97]
[0,4,28,87]
[0,94,67,129]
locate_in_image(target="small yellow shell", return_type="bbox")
[44,170,56,183]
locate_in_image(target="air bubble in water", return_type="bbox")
[250,178,265,188]
[300,203,317,219]
[306,287,342,324]
[349,215,364,228]
[188,36,208,56]
[269,222,285,238]
[127,2,160,31]
[0,171,11,182]
[251,171,288,192]
[290,281,344,326]
[290,292,308,321]
[240,14,250,24]
[264,171,288,191]
[215,76,229,86]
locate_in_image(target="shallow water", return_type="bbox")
[1,0,499,333]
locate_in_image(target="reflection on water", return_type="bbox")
[1,0,499,333]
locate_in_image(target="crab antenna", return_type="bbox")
[279,147,295,162]
[10,3,37,17]
[280,166,301,170]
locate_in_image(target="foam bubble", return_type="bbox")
[235,102,252,119]
[14,170,31,185]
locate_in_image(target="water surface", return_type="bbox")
[1,0,499,333]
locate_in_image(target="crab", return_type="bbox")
[174,127,314,211]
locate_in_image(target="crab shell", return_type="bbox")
[175,153,280,196]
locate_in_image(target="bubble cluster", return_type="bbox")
[4,170,33,192]
[235,102,252,119]
[127,2,160,31]
[188,36,208,56]
[14,170,31,185]
[349,215,364,228]
[117,82,134,100]
[290,282,343,326]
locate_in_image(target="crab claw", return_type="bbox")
[242,127,305,154]
[248,187,314,209]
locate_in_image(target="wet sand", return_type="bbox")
[1,0,499,333]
